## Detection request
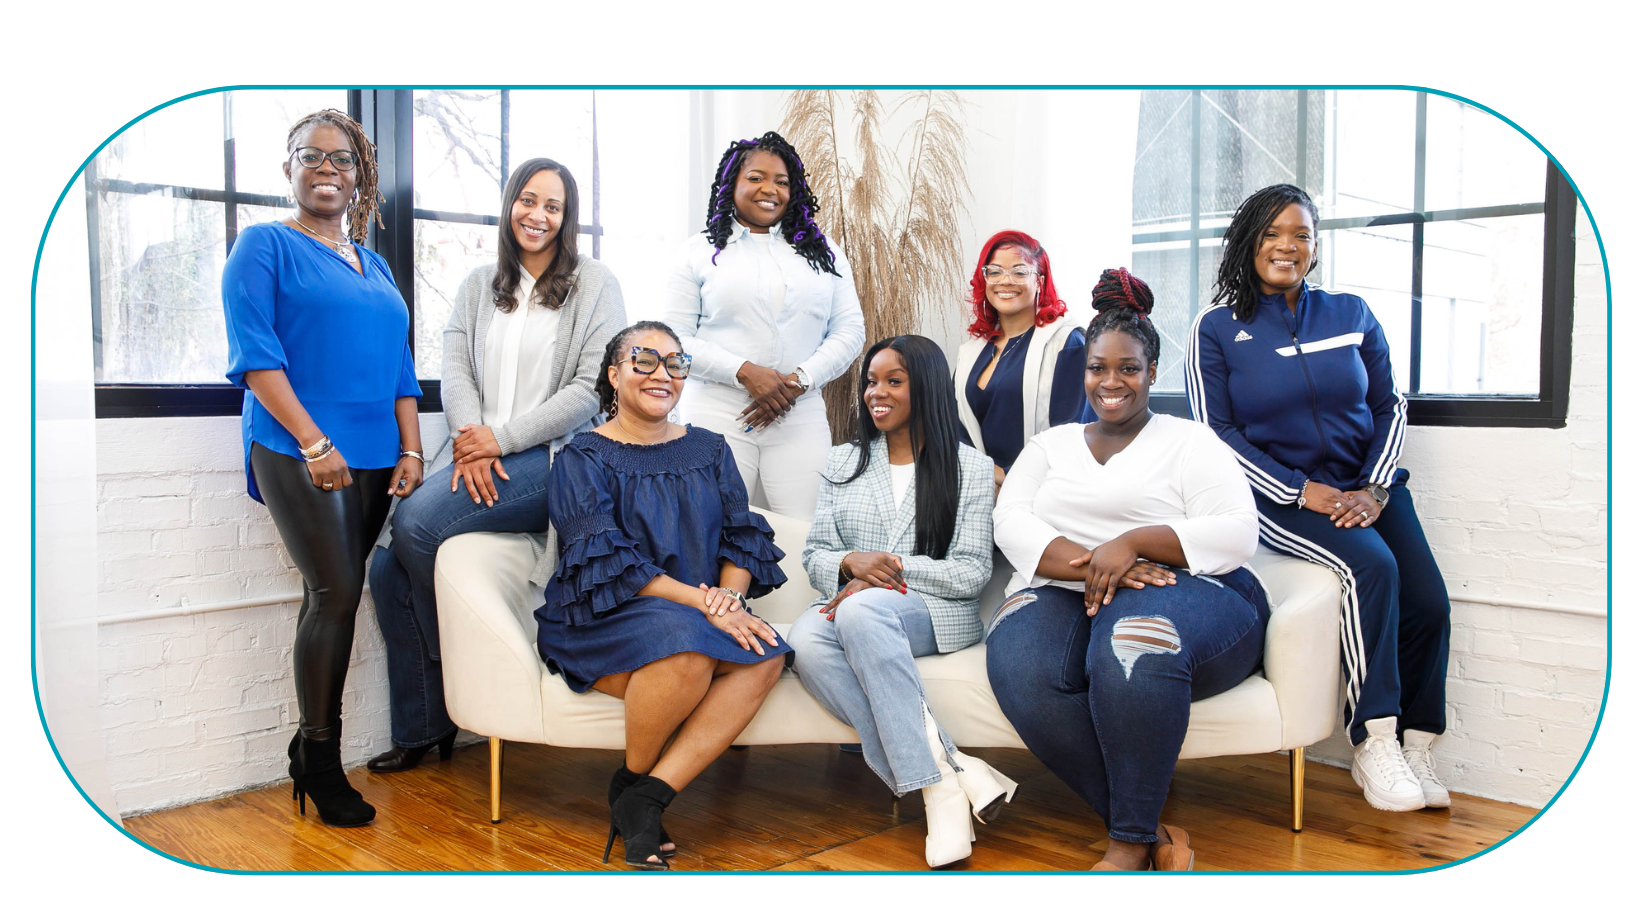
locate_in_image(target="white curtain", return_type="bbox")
[34,174,119,820]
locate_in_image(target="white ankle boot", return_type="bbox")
[1351,716,1426,812]
[949,750,1019,823]
[1401,729,1451,808]
[921,706,974,868]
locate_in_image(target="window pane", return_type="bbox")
[505,90,595,206]
[229,90,350,198]
[1424,96,1547,212]
[96,94,225,191]
[1324,91,1416,219]
[1131,239,1220,395]
[1198,90,1319,227]
[1420,215,1543,395]
[413,218,496,378]
[95,193,228,383]
[414,90,503,215]
[1319,225,1415,393]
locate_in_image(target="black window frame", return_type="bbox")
[1141,89,1574,428]
[90,87,1574,427]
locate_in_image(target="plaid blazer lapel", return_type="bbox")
[864,442,896,536]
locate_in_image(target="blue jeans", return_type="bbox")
[369,444,554,748]
[986,571,1269,844]
[787,588,960,796]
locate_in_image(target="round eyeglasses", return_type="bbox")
[619,347,692,379]
[291,146,358,171]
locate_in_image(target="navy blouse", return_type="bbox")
[222,222,421,502]
[535,427,789,692]
[963,326,1094,471]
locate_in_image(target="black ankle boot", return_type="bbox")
[291,730,376,828]
[604,774,675,870]
[609,765,676,857]
[367,728,458,773]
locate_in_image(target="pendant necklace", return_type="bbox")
[291,215,356,262]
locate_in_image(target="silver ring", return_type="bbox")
[398,478,408,488]
[323,482,334,489]
[1334,502,1342,509]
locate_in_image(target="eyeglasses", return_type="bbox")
[291,146,358,171]
[982,265,1039,284]
[619,347,692,379]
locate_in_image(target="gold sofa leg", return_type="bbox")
[1289,746,1305,832]
[490,737,504,824]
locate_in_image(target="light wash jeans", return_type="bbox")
[788,588,961,796]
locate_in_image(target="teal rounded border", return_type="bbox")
[30,83,1614,877]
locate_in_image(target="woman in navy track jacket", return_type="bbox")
[1186,184,1451,815]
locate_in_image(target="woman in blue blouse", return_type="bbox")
[222,110,424,828]
[535,321,788,870]
[954,230,1093,489]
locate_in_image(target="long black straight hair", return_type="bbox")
[1210,183,1321,323]
[492,158,581,313]
[834,335,963,559]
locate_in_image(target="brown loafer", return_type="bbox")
[1149,823,1195,871]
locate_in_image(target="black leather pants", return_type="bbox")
[251,442,393,740]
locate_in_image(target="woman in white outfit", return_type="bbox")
[660,131,865,519]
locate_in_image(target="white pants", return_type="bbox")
[677,380,830,521]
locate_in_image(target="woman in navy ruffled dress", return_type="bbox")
[534,320,788,871]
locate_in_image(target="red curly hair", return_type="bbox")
[966,229,1068,342]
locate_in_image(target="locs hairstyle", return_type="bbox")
[595,320,683,418]
[704,131,839,277]
[286,109,382,243]
[965,229,1069,342]
[492,158,581,314]
[835,335,964,560]
[1086,267,1161,367]
[1211,183,1322,323]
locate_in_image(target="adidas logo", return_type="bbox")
[1235,330,1254,342]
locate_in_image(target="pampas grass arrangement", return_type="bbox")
[781,90,972,443]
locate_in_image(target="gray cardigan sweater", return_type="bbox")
[398,256,625,588]
[437,256,626,464]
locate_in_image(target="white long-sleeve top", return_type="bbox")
[659,220,865,390]
[993,414,1259,596]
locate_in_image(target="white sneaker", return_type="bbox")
[1401,730,1451,808]
[1350,716,1427,812]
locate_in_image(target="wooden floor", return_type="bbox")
[123,743,1536,872]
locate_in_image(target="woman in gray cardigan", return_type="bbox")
[366,158,625,772]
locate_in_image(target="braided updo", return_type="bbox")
[1085,267,1160,365]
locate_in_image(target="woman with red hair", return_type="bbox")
[953,231,1093,488]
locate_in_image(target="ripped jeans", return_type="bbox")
[986,570,1269,843]
[788,588,961,796]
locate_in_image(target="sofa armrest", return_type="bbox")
[435,532,549,742]
[1251,547,1342,750]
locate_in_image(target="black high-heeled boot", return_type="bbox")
[603,774,675,870]
[609,765,677,857]
[367,728,458,773]
[290,728,376,828]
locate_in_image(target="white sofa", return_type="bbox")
[435,507,1342,831]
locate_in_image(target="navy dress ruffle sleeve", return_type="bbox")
[534,426,789,693]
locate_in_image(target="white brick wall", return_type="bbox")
[96,414,446,815]
[92,212,1606,815]
[1302,209,1608,807]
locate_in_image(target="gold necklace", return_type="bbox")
[291,215,356,262]
[614,414,671,445]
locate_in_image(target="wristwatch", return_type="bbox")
[1364,483,1390,508]
[793,366,813,393]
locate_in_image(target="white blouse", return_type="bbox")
[659,220,865,391]
[889,461,915,509]
[993,414,1258,596]
[481,270,561,428]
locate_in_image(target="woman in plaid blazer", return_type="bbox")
[787,334,1014,869]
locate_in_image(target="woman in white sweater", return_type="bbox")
[366,158,625,773]
[986,268,1267,872]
